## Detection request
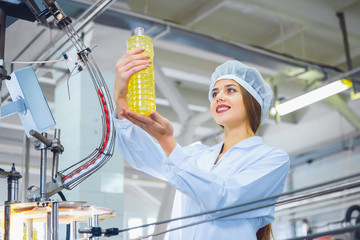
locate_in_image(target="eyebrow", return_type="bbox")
[212,84,239,92]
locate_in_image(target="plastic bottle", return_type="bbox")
[126,27,156,116]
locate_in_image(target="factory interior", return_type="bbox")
[1,0,360,239]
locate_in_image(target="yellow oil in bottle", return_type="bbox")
[127,27,156,116]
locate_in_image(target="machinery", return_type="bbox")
[0,0,117,239]
[1,1,360,240]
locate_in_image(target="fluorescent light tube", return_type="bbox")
[274,80,351,116]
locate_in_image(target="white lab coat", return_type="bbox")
[114,117,289,240]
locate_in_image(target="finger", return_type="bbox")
[121,108,144,122]
[116,60,152,82]
[116,49,150,69]
[119,108,127,118]
[119,110,132,122]
[126,112,162,135]
[123,59,152,74]
[121,110,140,125]
[126,48,152,60]
[116,55,151,72]
[125,52,151,63]
[127,47,145,55]
[126,114,155,134]
[125,109,153,125]
[150,111,168,126]
[124,48,150,64]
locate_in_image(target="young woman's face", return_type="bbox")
[210,79,248,129]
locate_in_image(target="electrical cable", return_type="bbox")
[130,173,360,232]
[127,177,360,240]
[79,173,360,238]
[66,65,78,100]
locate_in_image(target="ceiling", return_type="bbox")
[2,0,359,149]
[1,0,360,234]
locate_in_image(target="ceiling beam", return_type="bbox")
[236,0,360,39]
[161,66,210,86]
[62,0,340,75]
[154,63,191,124]
[182,0,226,27]
[154,38,231,64]
[264,24,304,49]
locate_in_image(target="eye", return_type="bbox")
[212,92,218,98]
[228,88,236,93]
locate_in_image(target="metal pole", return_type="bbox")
[52,129,61,180]
[47,211,51,240]
[52,202,59,240]
[22,132,30,202]
[287,170,297,237]
[87,217,92,239]
[89,215,99,240]
[70,220,77,240]
[4,203,10,240]
[0,7,6,116]
[3,164,21,240]
[7,176,19,202]
[0,7,5,60]
[40,132,48,201]
[7,164,20,203]
[336,12,352,71]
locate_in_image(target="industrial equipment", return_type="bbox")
[0,0,117,239]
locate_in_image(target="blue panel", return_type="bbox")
[4,66,56,137]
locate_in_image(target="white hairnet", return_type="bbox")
[208,60,273,125]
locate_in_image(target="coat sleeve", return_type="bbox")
[114,116,167,180]
[163,144,290,219]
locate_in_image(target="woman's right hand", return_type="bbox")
[114,48,152,118]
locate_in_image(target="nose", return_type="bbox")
[215,90,225,102]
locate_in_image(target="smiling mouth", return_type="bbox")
[216,106,230,113]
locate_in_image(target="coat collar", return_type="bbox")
[211,136,263,152]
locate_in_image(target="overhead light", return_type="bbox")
[271,79,352,116]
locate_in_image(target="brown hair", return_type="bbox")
[239,86,261,134]
[240,86,274,240]
[256,224,274,240]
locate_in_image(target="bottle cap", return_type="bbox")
[133,27,145,36]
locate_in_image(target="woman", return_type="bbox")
[113,48,289,240]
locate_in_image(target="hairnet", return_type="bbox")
[208,60,273,125]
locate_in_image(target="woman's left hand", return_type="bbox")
[120,108,177,155]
